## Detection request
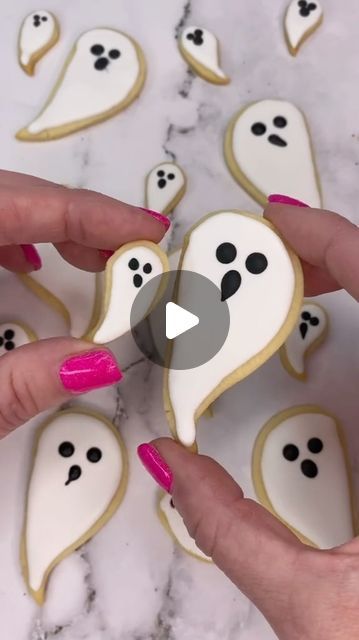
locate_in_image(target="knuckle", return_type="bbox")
[0,358,40,436]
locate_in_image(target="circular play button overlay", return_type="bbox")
[131,270,230,370]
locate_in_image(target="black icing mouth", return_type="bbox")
[268,134,287,147]
[220,270,241,301]
[65,464,82,486]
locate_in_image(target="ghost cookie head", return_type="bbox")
[225,99,322,208]
[252,406,356,549]
[0,321,36,355]
[158,493,212,562]
[145,162,186,215]
[285,0,323,55]
[19,10,59,75]
[21,409,128,604]
[179,26,230,85]
[281,302,328,379]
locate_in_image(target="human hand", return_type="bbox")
[0,170,169,439]
[138,202,359,640]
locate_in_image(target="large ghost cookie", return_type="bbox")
[179,26,230,85]
[21,409,128,604]
[284,1,323,56]
[252,406,356,548]
[17,28,146,141]
[18,10,60,75]
[224,100,322,208]
[164,210,303,448]
[145,162,186,215]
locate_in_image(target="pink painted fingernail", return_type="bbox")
[21,244,42,270]
[139,207,171,231]
[60,350,123,394]
[99,249,114,259]
[137,443,173,493]
[268,194,309,208]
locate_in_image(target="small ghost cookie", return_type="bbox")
[179,26,230,85]
[280,302,328,380]
[252,406,357,548]
[145,163,186,215]
[284,1,323,56]
[21,409,128,604]
[87,241,169,344]
[17,28,146,141]
[164,210,303,448]
[18,10,59,75]
[158,492,212,562]
[0,321,37,355]
[224,99,322,208]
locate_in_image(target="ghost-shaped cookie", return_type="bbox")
[158,493,212,562]
[252,406,356,548]
[179,26,230,85]
[19,244,98,339]
[0,321,37,355]
[284,0,323,56]
[280,302,328,380]
[145,163,186,215]
[225,100,322,208]
[88,241,169,344]
[164,211,303,448]
[16,28,146,141]
[18,10,59,75]
[21,409,128,604]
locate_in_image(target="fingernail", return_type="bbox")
[268,194,309,208]
[60,350,123,394]
[139,207,171,231]
[137,443,173,493]
[21,244,42,270]
[99,249,114,259]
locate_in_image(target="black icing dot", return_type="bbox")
[301,311,311,321]
[91,44,105,56]
[133,274,143,288]
[87,447,102,463]
[186,29,204,46]
[168,173,175,180]
[5,342,15,351]
[245,252,268,275]
[143,263,152,274]
[282,443,299,462]
[301,459,318,478]
[307,437,323,454]
[33,14,40,19]
[216,242,237,265]
[273,116,287,129]
[42,16,48,21]
[0,337,3,347]
[4,329,15,340]
[298,0,317,16]
[109,49,121,59]
[58,441,75,458]
[94,57,109,71]
[251,122,266,136]
[157,170,165,177]
[170,498,175,508]
[128,258,139,271]
[158,178,167,189]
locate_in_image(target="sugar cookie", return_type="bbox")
[87,242,169,344]
[145,163,186,215]
[21,409,128,604]
[164,210,303,448]
[179,26,230,85]
[19,244,99,339]
[280,302,328,380]
[18,10,59,76]
[224,100,322,208]
[0,321,37,355]
[158,492,212,562]
[252,406,356,548]
[284,1,323,56]
[17,28,146,141]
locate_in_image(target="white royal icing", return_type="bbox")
[146,163,186,215]
[228,100,321,208]
[92,243,168,344]
[148,248,181,357]
[180,26,228,81]
[285,0,323,53]
[0,322,34,355]
[257,409,354,548]
[24,411,125,596]
[282,302,327,377]
[19,11,57,68]
[159,493,212,561]
[167,211,300,447]
[24,28,143,134]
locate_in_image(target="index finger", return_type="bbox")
[265,205,359,300]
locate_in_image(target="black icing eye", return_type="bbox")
[42,16,48,21]
[109,49,121,59]
[301,311,311,321]
[282,443,299,461]
[33,14,40,19]
[216,242,237,264]
[307,437,323,454]
[94,57,109,71]
[245,253,268,274]
[251,122,266,136]
[4,329,15,340]
[186,29,204,46]
[91,44,105,56]
[273,116,287,129]
[220,270,241,302]
[133,274,143,288]
[157,170,165,177]
[143,263,152,274]
[168,173,175,180]
[87,447,102,463]
[128,258,139,271]
[58,441,75,458]
[301,459,318,478]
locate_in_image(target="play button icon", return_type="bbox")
[165,302,199,339]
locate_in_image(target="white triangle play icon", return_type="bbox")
[166,302,199,340]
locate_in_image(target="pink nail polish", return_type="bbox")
[99,249,114,259]
[60,350,123,394]
[21,244,42,270]
[139,207,171,231]
[268,194,309,208]
[137,443,173,493]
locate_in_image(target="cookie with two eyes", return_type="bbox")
[178,26,230,85]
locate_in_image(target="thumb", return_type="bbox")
[0,338,122,438]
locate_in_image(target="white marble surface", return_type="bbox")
[0,0,359,638]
